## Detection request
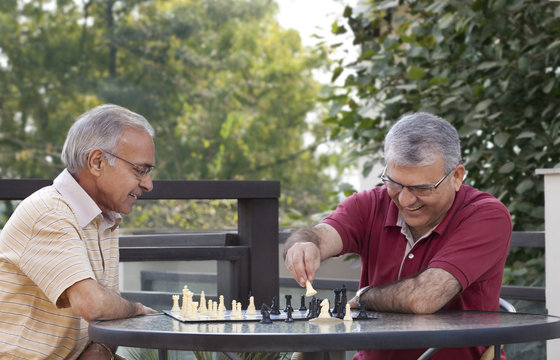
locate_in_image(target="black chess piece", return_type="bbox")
[341,284,347,308]
[356,299,368,319]
[260,304,273,324]
[270,296,281,315]
[299,295,307,311]
[285,305,294,323]
[284,294,292,312]
[332,288,341,314]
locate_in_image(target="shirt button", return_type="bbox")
[408,253,414,259]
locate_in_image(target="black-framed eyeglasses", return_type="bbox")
[104,151,155,178]
[380,167,453,197]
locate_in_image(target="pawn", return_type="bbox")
[356,299,368,319]
[299,295,307,311]
[343,303,353,321]
[285,305,294,323]
[284,294,292,312]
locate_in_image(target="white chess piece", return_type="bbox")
[171,295,180,313]
[246,296,257,316]
[318,298,330,319]
[343,303,353,321]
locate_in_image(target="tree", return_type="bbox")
[0,0,342,227]
[325,0,560,232]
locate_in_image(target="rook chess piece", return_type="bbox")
[171,295,180,313]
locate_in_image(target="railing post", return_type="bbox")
[237,198,279,308]
[536,168,560,359]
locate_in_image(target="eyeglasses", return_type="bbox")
[381,167,453,197]
[104,151,155,178]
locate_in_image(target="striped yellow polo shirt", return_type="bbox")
[0,169,121,359]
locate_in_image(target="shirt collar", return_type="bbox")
[53,169,121,231]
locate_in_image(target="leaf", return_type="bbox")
[516,131,536,139]
[516,179,534,194]
[474,99,493,112]
[499,162,515,174]
[406,66,426,81]
[493,132,509,147]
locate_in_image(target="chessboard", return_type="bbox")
[164,308,313,323]
[164,283,377,323]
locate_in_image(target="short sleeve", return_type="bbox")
[19,211,95,307]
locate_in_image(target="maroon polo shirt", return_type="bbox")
[323,184,512,360]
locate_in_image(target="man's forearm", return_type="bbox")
[359,268,462,314]
[282,227,320,259]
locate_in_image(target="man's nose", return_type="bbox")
[139,174,154,192]
[398,187,417,206]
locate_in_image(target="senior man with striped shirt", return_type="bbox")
[0,104,157,359]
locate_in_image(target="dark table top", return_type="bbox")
[89,310,560,353]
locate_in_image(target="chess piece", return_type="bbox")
[332,288,341,314]
[343,303,353,321]
[199,291,207,315]
[305,280,317,297]
[246,296,257,315]
[318,298,330,319]
[260,304,273,324]
[341,285,347,308]
[270,296,280,315]
[299,295,307,311]
[171,295,180,313]
[356,299,368,319]
[284,294,292,312]
[285,305,294,323]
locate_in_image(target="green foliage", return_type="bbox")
[324,0,560,232]
[0,0,345,228]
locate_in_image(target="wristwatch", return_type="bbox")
[355,285,373,303]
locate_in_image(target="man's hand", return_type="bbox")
[283,224,344,287]
[284,241,321,287]
[66,278,157,322]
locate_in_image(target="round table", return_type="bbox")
[89,311,560,359]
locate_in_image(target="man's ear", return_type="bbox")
[87,149,105,176]
[453,164,466,191]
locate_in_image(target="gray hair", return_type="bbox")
[384,112,462,173]
[61,104,155,174]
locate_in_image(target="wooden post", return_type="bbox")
[238,197,279,308]
[536,168,560,359]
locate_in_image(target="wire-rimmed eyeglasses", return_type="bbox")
[104,151,155,178]
[380,167,453,197]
